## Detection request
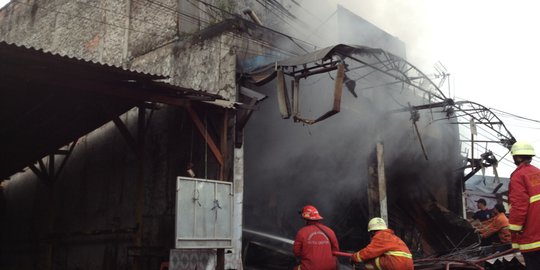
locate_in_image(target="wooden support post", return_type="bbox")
[186,104,224,167]
[113,116,138,154]
[234,97,257,148]
[220,110,228,181]
[134,106,146,270]
[367,143,388,222]
[216,248,225,270]
[367,164,380,219]
[377,143,388,224]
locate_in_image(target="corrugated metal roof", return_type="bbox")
[0,40,166,78]
[0,41,221,179]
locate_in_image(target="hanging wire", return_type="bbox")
[10,0,301,59]
[190,121,194,164]
[491,108,540,124]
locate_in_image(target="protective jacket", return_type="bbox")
[509,162,540,253]
[480,212,511,244]
[352,229,413,270]
[293,221,339,270]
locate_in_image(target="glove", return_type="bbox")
[350,254,360,265]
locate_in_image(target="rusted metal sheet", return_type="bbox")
[292,63,344,125]
[276,69,291,119]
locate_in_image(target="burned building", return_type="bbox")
[0,0,518,270]
[239,3,516,269]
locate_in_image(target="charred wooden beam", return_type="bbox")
[113,116,138,154]
[186,104,224,166]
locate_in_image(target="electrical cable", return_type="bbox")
[457,132,516,170]
[18,0,303,61]
[15,0,252,62]
[491,108,540,124]
[146,0,310,56]
[192,0,317,51]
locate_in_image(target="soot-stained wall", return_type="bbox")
[0,105,226,269]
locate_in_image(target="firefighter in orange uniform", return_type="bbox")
[351,217,413,270]
[479,203,511,248]
[293,205,339,270]
[509,142,540,269]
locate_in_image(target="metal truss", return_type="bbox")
[272,45,516,179]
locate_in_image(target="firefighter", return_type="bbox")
[509,141,540,269]
[351,217,413,270]
[479,203,511,249]
[293,205,339,270]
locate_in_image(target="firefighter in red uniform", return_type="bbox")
[509,142,540,269]
[351,217,413,270]
[293,205,339,270]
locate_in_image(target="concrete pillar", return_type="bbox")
[225,146,244,269]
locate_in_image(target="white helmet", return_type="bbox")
[511,141,535,156]
[367,217,387,232]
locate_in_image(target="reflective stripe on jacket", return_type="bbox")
[352,229,413,270]
[480,212,511,244]
[293,221,339,270]
[509,163,540,253]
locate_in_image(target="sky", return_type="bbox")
[1,0,539,176]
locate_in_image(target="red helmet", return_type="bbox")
[300,205,323,220]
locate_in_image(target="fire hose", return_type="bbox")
[332,251,363,269]
[333,251,353,257]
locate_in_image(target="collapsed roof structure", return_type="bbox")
[240,39,520,270]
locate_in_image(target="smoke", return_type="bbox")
[241,1,464,266]
[245,63,461,247]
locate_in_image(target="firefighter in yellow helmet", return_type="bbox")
[351,218,413,270]
[509,142,540,269]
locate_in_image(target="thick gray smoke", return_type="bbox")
[245,66,461,246]
[242,1,464,266]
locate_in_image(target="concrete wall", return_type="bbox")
[0,0,240,100]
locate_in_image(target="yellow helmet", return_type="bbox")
[511,142,535,156]
[367,217,387,232]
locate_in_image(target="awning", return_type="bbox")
[0,41,221,179]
